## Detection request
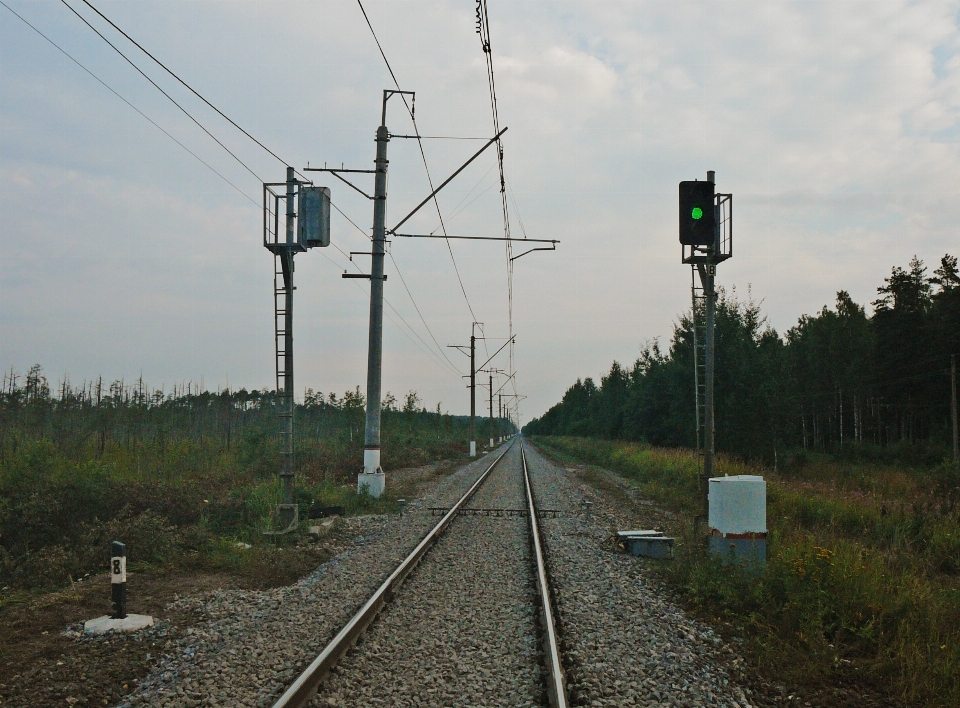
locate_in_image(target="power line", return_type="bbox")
[58,0,264,182]
[388,252,464,373]
[329,200,464,377]
[8,0,465,389]
[0,0,258,206]
[11,0,459,382]
[76,0,301,177]
[477,0,519,407]
[321,249,460,378]
[425,166,498,232]
[356,0,484,333]
[330,200,370,239]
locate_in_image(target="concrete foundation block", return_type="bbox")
[357,472,385,498]
[84,614,154,634]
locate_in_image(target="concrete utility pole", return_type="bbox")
[470,328,476,457]
[499,394,503,441]
[358,111,391,497]
[952,354,958,465]
[489,372,495,448]
[449,322,490,458]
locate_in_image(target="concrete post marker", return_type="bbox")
[83,540,154,634]
[110,540,126,619]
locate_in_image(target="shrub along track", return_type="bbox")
[0,459,462,708]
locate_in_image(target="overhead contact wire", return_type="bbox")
[477,0,519,409]
[331,199,463,377]
[356,0,484,331]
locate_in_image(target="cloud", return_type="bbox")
[2,0,959,421]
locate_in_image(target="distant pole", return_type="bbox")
[499,393,503,441]
[470,328,476,457]
[111,541,127,620]
[489,372,494,448]
[359,110,390,496]
[280,166,296,525]
[952,354,958,465]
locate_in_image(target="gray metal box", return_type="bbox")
[618,530,675,560]
[298,186,331,248]
[627,536,675,559]
[709,534,766,567]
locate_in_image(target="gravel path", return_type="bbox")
[523,441,762,708]
[112,448,509,708]
[311,441,541,708]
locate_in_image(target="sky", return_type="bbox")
[2,0,959,424]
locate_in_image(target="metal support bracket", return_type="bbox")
[510,243,556,261]
[342,273,388,280]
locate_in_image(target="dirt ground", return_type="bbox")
[0,460,458,708]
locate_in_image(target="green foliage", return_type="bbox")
[0,376,514,591]
[525,254,960,462]
[536,436,960,707]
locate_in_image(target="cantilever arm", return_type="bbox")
[477,335,516,372]
[389,127,507,234]
[327,171,373,200]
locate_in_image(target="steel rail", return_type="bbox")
[521,440,569,708]
[270,440,516,708]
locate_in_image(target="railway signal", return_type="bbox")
[263,168,332,532]
[679,171,732,533]
[678,180,716,246]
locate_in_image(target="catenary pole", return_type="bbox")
[489,372,494,448]
[358,110,390,497]
[470,328,476,457]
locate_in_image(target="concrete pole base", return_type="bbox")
[469,440,476,457]
[84,614,154,634]
[358,472,385,498]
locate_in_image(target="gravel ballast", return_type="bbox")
[111,449,509,708]
[312,441,540,708]
[100,439,769,708]
[523,441,764,708]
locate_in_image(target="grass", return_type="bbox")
[532,436,960,708]
[0,392,487,595]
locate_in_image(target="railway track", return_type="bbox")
[271,438,569,708]
[116,442,756,708]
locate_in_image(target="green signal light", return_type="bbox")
[691,207,703,220]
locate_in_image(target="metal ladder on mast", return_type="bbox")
[691,265,707,474]
[274,251,293,482]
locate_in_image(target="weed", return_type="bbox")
[534,435,960,707]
